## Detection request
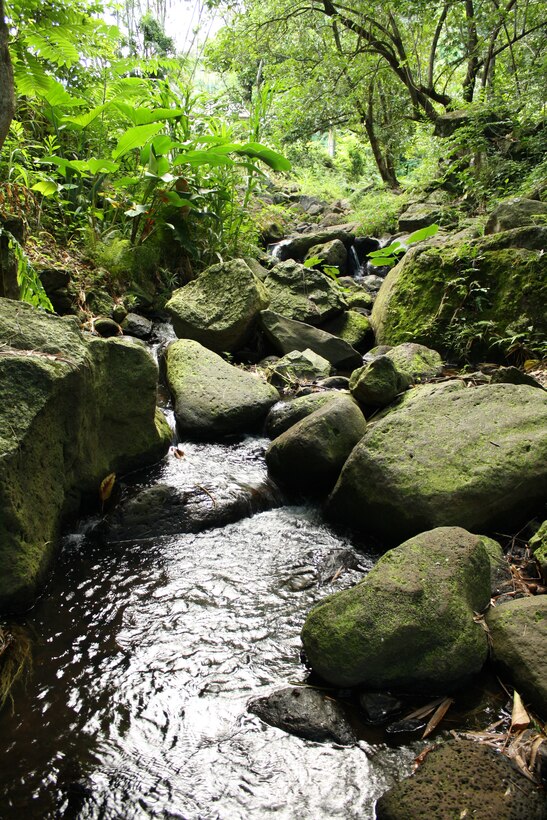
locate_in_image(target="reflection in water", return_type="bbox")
[0,439,416,818]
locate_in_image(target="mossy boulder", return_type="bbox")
[376,739,547,820]
[486,596,547,716]
[384,342,443,382]
[266,394,366,494]
[260,310,363,371]
[349,355,409,407]
[0,298,170,613]
[301,527,491,690]
[397,203,444,232]
[484,197,547,234]
[346,290,374,310]
[320,311,373,350]
[166,339,279,437]
[327,382,547,542]
[305,238,348,272]
[267,348,332,386]
[273,226,356,262]
[371,227,547,360]
[265,392,341,439]
[263,260,346,325]
[166,258,270,353]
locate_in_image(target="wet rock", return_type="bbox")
[328,382,547,541]
[376,739,547,819]
[320,311,373,351]
[264,259,347,325]
[166,339,279,437]
[0,298,171,612]
[105,480,279,541]
[359,692,403,724]
[272,226,357,262]
[301,527,491,690]
[93,317,121,337]
[486,596,547,717]
[121,312,153,340]
[248,686,355,745]
[316,376,350,390]
[481,536,513,596]
[359,274,385,293]
[397,203,443,232]
[484,197,547,234]
[260,310,363,371]
[349,355,409,408]
[266,394,367,495]
[267,348,332,386]
[166,258,270,353]
[265,392,340,439]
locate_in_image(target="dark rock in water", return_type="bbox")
[359,692,403,724]
[384,717,426,735]
[316,376,350,390]
[376,739,547,819]
[104,480,280,541]
[93,317,121,337]
[122,312,153,340]
[359,274,385,293]
[272,226,357,262]
[354,236,380,264]
[248,686,355,745]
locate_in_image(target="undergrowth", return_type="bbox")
[0,624,32,713]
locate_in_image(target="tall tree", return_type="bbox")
[0,0,14,152]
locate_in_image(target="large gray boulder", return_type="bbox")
[384,342,443,382]
[320,311,373,351]
[267,348,332,386]
[260,310,362,371]
[263,259,346,325]
[301,527,491,690]
[273,225,357,262]
[166,258,270,353]
[305,238,348,272]
[349,355,409,407]
[397,203,443,232]
[327,382,547,541]
[486,596,547,717]
[484,197,547,234]
[0,298,171,612]
[166,339,279,437]
[266,394,366,494]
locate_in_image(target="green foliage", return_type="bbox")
[368,224,440,267]
[0,226,52,310]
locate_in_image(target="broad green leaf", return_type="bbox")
[369,241,402,257]
[31,180,58,196]
[112,124,164,160]
[173,150,235,168]
[234,142,291,172]
[62,104,110,130]
[368,257,396,267]
[405,223,439,244]
[113,103,187,126]
[125,204,150,217]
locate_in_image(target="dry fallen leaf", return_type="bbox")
[511,691,530,732]
[99,472,116,503]
[422,697,454,739]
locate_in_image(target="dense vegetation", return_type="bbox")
[0,0,545,310]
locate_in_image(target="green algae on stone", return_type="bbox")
[487,596,547,717]
[265,392,341,439]
[166,258,270,352]
[263,259,347,325]
[371,228,547,360]
[320,310,373,351]
[349,355,409,407]
[166,338,279,437]
[327,382,547,542]
[529,520,547,582]
[301,527,491,690]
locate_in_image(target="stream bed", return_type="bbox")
[0,435,422,819]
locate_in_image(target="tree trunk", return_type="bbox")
[363,116,399,189]
[0,0,14,153]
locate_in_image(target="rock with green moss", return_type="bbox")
[384,342,443,382]
[305,239,347,272]
[349,355,409,407]
[484,197,547,234]
[486,596,547,717]
[372,227,547,360]
[166,339,279,437]
[274,225,356,262]
[166,258,270,353]
[327,382,547,541]
[346,290,374,310]
[301,527,491,690]
[320,311,373,350]
[530,521,547,582]
[267,348,332,386]
[263,260,347,325]
[260,310,363,371]
[376,739,547,820]
[266,394,366,494]
[265,392,341,439]
[397,203,444,232]
[0,298,170,613]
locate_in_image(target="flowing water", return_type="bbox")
[0,435,418,819]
